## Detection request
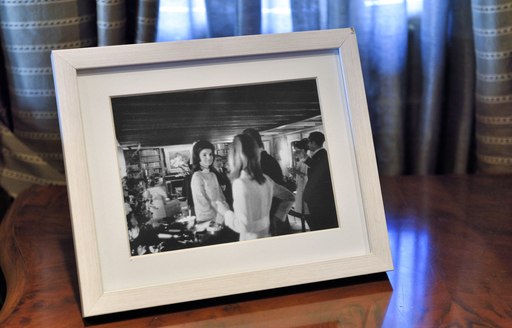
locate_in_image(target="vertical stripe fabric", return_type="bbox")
[96,0,159,46]
[0,1,96,196]
[472,0,512,173]
[0,0,159,197]
[97,0,127,45]
[1,1,511,197]
[135,0,159,43]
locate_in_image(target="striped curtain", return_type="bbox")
[472,0,512,173]
[0,0,159,197]
[1,0,511,197]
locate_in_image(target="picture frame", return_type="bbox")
[52,28,393,317]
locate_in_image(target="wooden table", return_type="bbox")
[0,175,510,327]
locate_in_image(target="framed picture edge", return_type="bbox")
[337,34,393,264]
[91,254,391,316]
[53,28,352,70]
[51,28,393,317]
[51,54,105,313]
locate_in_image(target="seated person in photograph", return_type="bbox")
[302,132,339,231]
[190,140,229,224]
[143,176,168,222]
[212,154,233,209]
[216,134,295,241]
[127,213,162,255]
[242,128,292,236]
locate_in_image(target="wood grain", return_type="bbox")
[382,175,512,327]
[0,186,82,326]
[1,175,511,327]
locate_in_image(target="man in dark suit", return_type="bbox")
[242,128,291,235]
[303,131,338,231]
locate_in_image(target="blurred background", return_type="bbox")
[0,0,511,199]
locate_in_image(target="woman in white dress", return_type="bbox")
[216,134,295,241]
[190,140,228,224]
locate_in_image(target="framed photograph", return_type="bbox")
[52,28,393,317]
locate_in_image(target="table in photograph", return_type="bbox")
[131,215,239,255]
[0,175,510,327]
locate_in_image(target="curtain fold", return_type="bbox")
[344,2,408,175]
[97,0,127,46]
[205,0,261,37]
[0,0,510,197]
[291,0,321,31]
[412,0,450,174]
[440,0,476,173]
[0,0,159,197]
[205,0,237,37]
[236,0,261,35]
[97,0,160,45]
[134,0,160,43]
[0,1,96,196]
[327,0,350,28]
[282,0,484,175]
[472,0,512,173]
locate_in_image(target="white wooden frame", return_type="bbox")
[52,29,392,317]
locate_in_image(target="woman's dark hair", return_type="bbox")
[242,128,264,148]
[229,134,266,184]
[192,140,215,171]
[293,139,309,151]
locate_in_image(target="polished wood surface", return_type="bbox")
[0,175,511,327]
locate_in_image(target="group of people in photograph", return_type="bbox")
[188,128,339,241]
[188,129,295,241]
[124,127,339,255]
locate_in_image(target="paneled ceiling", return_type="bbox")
[111,79,324,147]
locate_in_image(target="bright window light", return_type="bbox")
[157,0,423,41]
[365,0,404,6]
[406,0,423,16]
[156,0,208,42]
[365,0,423,16]
[262,0,292,34]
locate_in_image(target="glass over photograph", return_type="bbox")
[111,79,339,256]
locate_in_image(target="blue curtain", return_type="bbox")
[1,0,511,196]
[163,0,483,175]
[292,0,478,175]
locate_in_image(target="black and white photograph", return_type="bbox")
[112,79,340,256]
